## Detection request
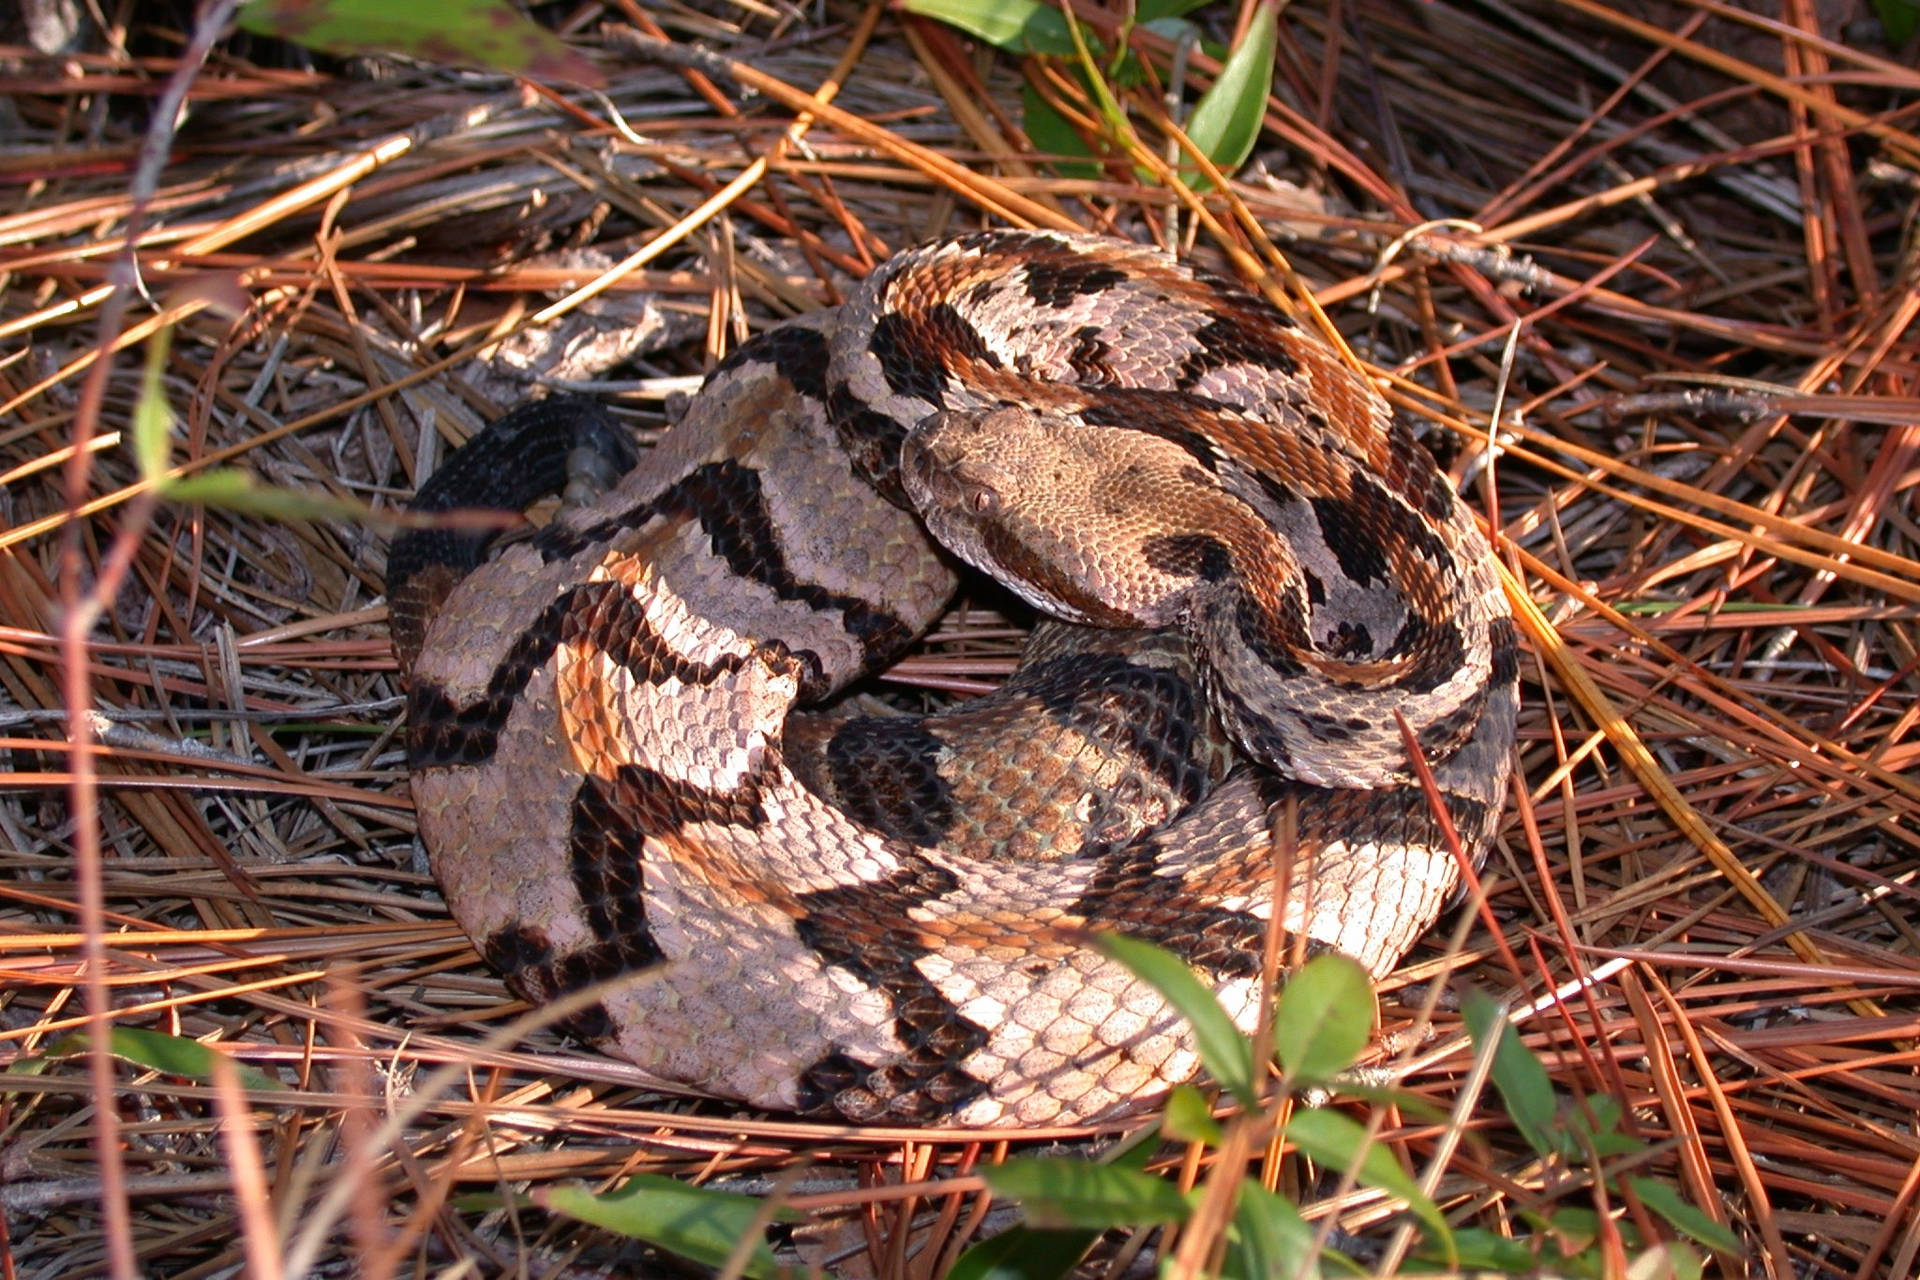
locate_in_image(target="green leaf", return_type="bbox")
[1434,1226,1544,1273]
[1581,1093,1622,1134]
[1285,1108,1453,1260]
[1180,1,1277,190]
[1101,1121,1165,1173]
[131,329,174,480]
[1062,8,1137,153]
[1138,0,1218,22]
[1538,1206,1603,1254]
[1095,933,1257,1108]
[947,1226,1098,1280]
[47,1028,286,1092]
[1872,0,1918,44]
[238,0,604,86]
[1104,48,1151,91]
[958,1117,1156,1260]
[1162,1083,1224,1146]
[1320,1081,1449,1125]
[1588,1128,1647,1159]
[1572,1094,1646,1158]
[1142,18,1229,64]
[1273,953,1374,1082]
[539,1175,796,1279]
[899,0,1080,55]
[1019,79,1104,180]
[1463,989,1563,1160]
[982,1156,1192,1229]
[450,1191,514,1212]
[162,468,379,522]
[1226,1179,1363,1278]
[1627,1242,1705,1280]
[1627,1178,1740,1255]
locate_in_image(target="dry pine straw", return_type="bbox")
[0,0,1918,1276]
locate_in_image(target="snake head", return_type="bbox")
[900,406,1270,632]
[900,408,1011,519]
[900,407,1112,623]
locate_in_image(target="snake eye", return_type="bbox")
[968,486,999,515]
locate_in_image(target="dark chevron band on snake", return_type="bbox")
[386,230,1519,1126]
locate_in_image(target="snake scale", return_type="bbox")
[387,230,1520,1127]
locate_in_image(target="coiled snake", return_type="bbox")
[387,230,1519,1127]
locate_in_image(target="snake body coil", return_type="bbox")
[388,230,1519,1127]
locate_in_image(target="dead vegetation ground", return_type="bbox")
[2,0,1919,1276]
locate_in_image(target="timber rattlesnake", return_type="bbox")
[387,230,1519,1127]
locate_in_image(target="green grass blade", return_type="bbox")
[1162,1083,1225,1145]
[1627,1178,1740,1256]
[1180,2,1276,190]
[1286,1108,1453,1261]
[539,1174,795,1279]
[1463,988,1563,1159]
[1095,932,1257,1107]
[982,1157,1192,1229]
[48,1028,286,1092]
